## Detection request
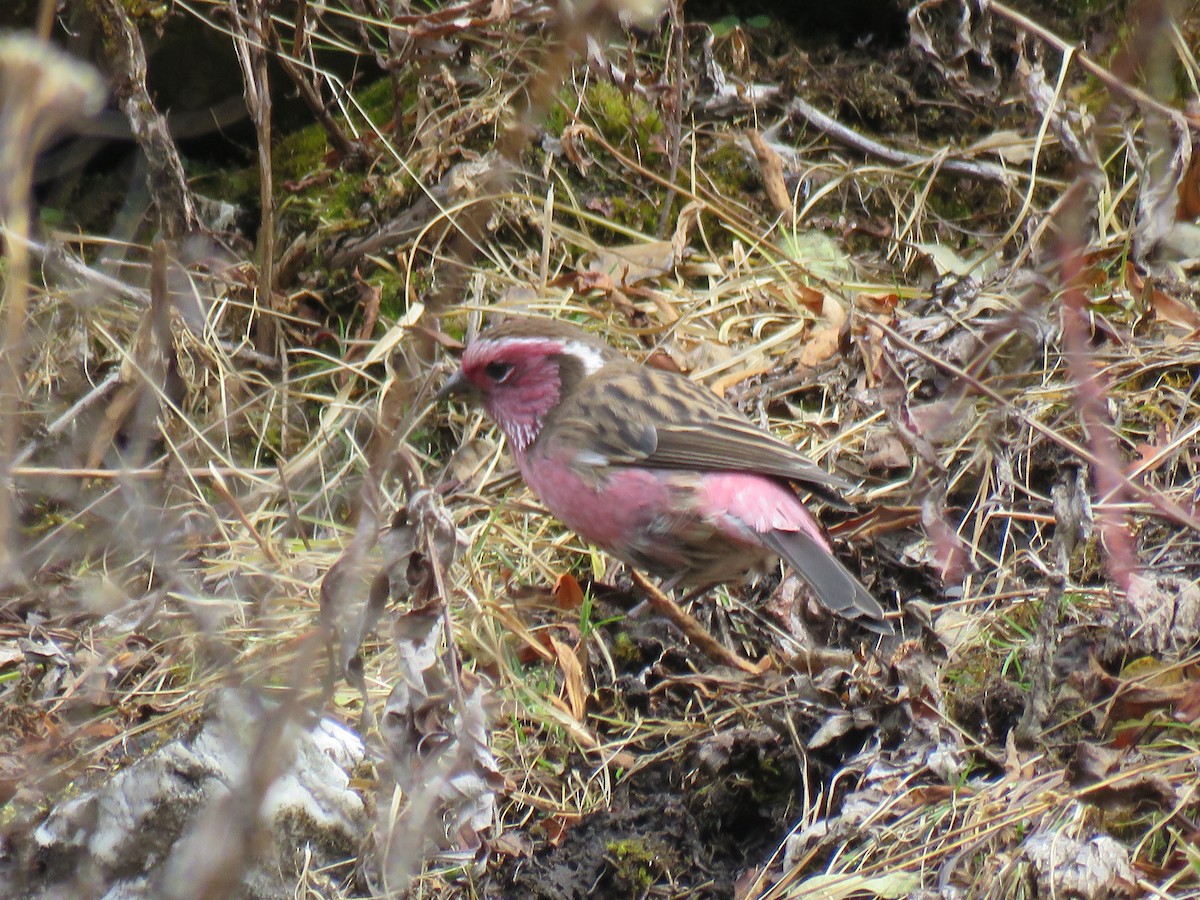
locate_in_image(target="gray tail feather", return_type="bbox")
[763,530,892,635]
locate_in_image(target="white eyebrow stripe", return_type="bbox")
[559,340,607,376]
[478,336,608,377]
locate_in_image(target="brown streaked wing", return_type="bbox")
[542,364,856,505]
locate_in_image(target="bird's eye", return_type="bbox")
[484,361,514,383]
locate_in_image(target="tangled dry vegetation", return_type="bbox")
[2,0,1200,897]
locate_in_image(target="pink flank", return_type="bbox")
[695,471,831,549]
[515,441,829,567]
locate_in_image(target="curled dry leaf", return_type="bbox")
[1119,573,1200,654]
[548,634,588,721]
[585,240,677,286]
[1066,742,1178,813]
[1178,150,1200,220]
[1125,262,1200,333]
[378,606,501,882]
[1021,832,1138,900]
[747,128,791,215]
[559,122,597,173]
[552,572,584,610]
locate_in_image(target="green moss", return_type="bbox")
[586,81,663,153]
[190,158,259,211]
[544,87,576,137]
[604,195,660,234]
[117,0,171,22]
[351,76,402,128]
[363,268,408,322]
[612,631,640,666]
[606,837,664,890]
[705,141,759,195]
[274,120,333,186]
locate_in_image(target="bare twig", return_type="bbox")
[786,96,1019,185]
[90,0,204,238]
[270,0,363,162]
[229,0,280,355]
[632,572,766,674]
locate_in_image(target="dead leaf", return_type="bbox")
[858,291,901,312]
[791,282,824,313]
[586,240,675,286]
[1022,832,1138,899]
[552,572,584,610]
[965,128,1034,163]
[711,363,771,396]
[86,382,141,469]
[1121,574,1200,653]
[807,711,855,749]
[0,643,23,669]
[550,268,616,295]
[560,122,597,173]
[1125,261,1200,332]
[1178,149,1200,220]
[748,128,791,214]
[408,325,464,351]
[862,432,910,472]
[491,831,533,858]
[644,349,682,373]
[798,325,840,368]
[548,635,588,721]
[542,813,580,847]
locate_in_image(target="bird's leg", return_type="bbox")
[674,583,715,608]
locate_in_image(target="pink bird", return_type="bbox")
[439,318,890,634]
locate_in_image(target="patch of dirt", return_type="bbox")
[495,731,806,899]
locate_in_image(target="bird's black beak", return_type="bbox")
[436,369,479,403]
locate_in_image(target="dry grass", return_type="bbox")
[3,0,1200,897]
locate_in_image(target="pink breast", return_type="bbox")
[514,451,670,553]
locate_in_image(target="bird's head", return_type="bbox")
[439,319,617,452]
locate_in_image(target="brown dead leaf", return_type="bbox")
[1149,288,1200,332]
[1121,574,1200,653]
[748,128,791,214]
[552,572,584,610]
[550,268,616,294]
[548,635,588,721]
[791,282,824,313]
[819,294,847,329]
[408,325,465,351]
[798,325,840,368]
[542,813,581,847]
[644,349,682,373]
[0,643,23,669]
[863,432,911,473]
[711,363,772,396]
[670,201,702,263]
[559,122,597,173]
[492,831,533,858]
[1067,743,1178,813]
[86,382,140,469]
[858,291,901,312]
[586,240,675,286]
[1092,653,1200,744]
[1172,679,1200,724]
[1126,261,1200,332]
[1178,150,1200,220]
